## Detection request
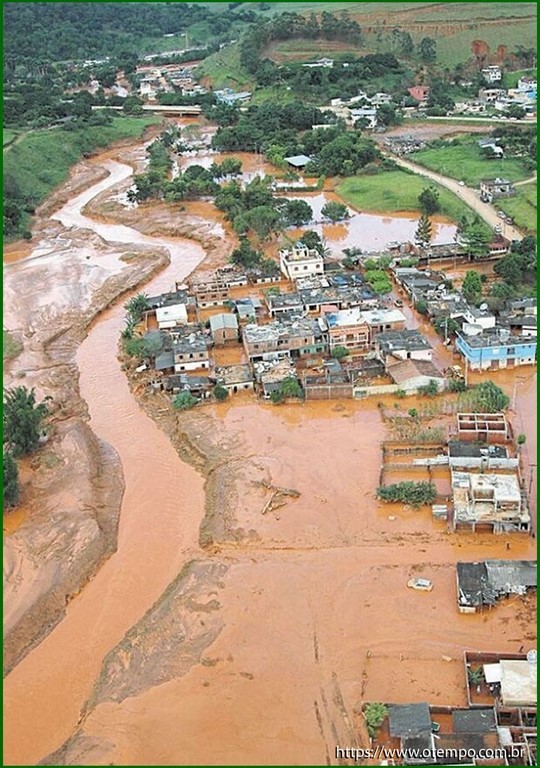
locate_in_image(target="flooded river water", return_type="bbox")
[3,144,536,766]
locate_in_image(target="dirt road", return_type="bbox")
[387,154,524,241]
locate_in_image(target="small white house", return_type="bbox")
[481,66,502,84]
[156,303,188,329]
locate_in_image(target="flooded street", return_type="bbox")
[3,136,536,766]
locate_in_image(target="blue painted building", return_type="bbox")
[456,332,537,371]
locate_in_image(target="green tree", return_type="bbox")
[460,218,490,259]
[414,214,432,248]
[281,199,313,227]
[364,703,388,739]
[172,391,198,410]
[280,377,303,399]
[418,37,437,62]
[418,187,440,215]
[3,386,49,458]
[331,346,349,360]
[415,299,428,315]
[376,104,402,127]
[462,270,483,304]
[3,451,19,507]
[468,381,509,413]
[125,293,150,323]
[214,385,229,402]
[321,201,350,222]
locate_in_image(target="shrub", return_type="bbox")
[395,389,407,398]
[3,386,49,458]
[377,481,437,507]
[3,451,19,507]
[331,346,349,360]
[364,703,388,739]
[214,385,229,402]
[417,379,440,397]
[172,391,198,410]
[448,379,467,393]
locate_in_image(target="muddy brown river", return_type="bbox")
[3,145,536,766]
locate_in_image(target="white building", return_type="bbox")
[156,303,188,329]
[279,244,324,280]
[481,66,502,83]
[349,106,377,128]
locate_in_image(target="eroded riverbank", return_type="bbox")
[4,131,536,767]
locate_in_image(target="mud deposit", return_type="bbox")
[3,133,536,767]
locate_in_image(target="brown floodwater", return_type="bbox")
[3,140,536,766]
[3,160,207,765]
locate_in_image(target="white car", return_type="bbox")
[407,578,433,592]
[458,181,465,186]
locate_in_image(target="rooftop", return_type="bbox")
[284,154,312,168]
[377,329,432,353]
[268,292,303,309]
[215,364,253,386]
[209,313,239,332]
[280,244,322,262]
[452,708,497,734]
[243,318,322,344]
[387,358,443,384]
[387,702,432,738]
[458,331,532,348]
[360,308,407,326]
[456,560,536,608]
[448,441,508,459]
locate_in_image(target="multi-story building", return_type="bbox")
[279,243,324,280]
[456,331,537,371]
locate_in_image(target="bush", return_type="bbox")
[377,481,437,507]
[3,451,19,507]
[448,379,467,393]
[395,389,407,398]
[417,379,440,397]
[214,385,229,402]
[172,391,198,410]
[331,346,349,360]
[364,703,388,739]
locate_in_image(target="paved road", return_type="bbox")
[386,152,524,241]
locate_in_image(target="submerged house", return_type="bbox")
[456,560,537,612]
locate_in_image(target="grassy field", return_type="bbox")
[3,129,19,147]
[3,330,23,361]
[197,43,253,89]
[3,116,157,241]
[497,180,537,235]
[336,169,474,224]
[411,137,532,187]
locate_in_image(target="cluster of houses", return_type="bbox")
[370,416,536,760]
[454,71,537,117]
[134,242,536,404]
[371,644,537,765]
[136,63,207,100]
[391,263,537,373]
[135,243,455,403]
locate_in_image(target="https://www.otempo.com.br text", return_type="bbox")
[335,744,521,763]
